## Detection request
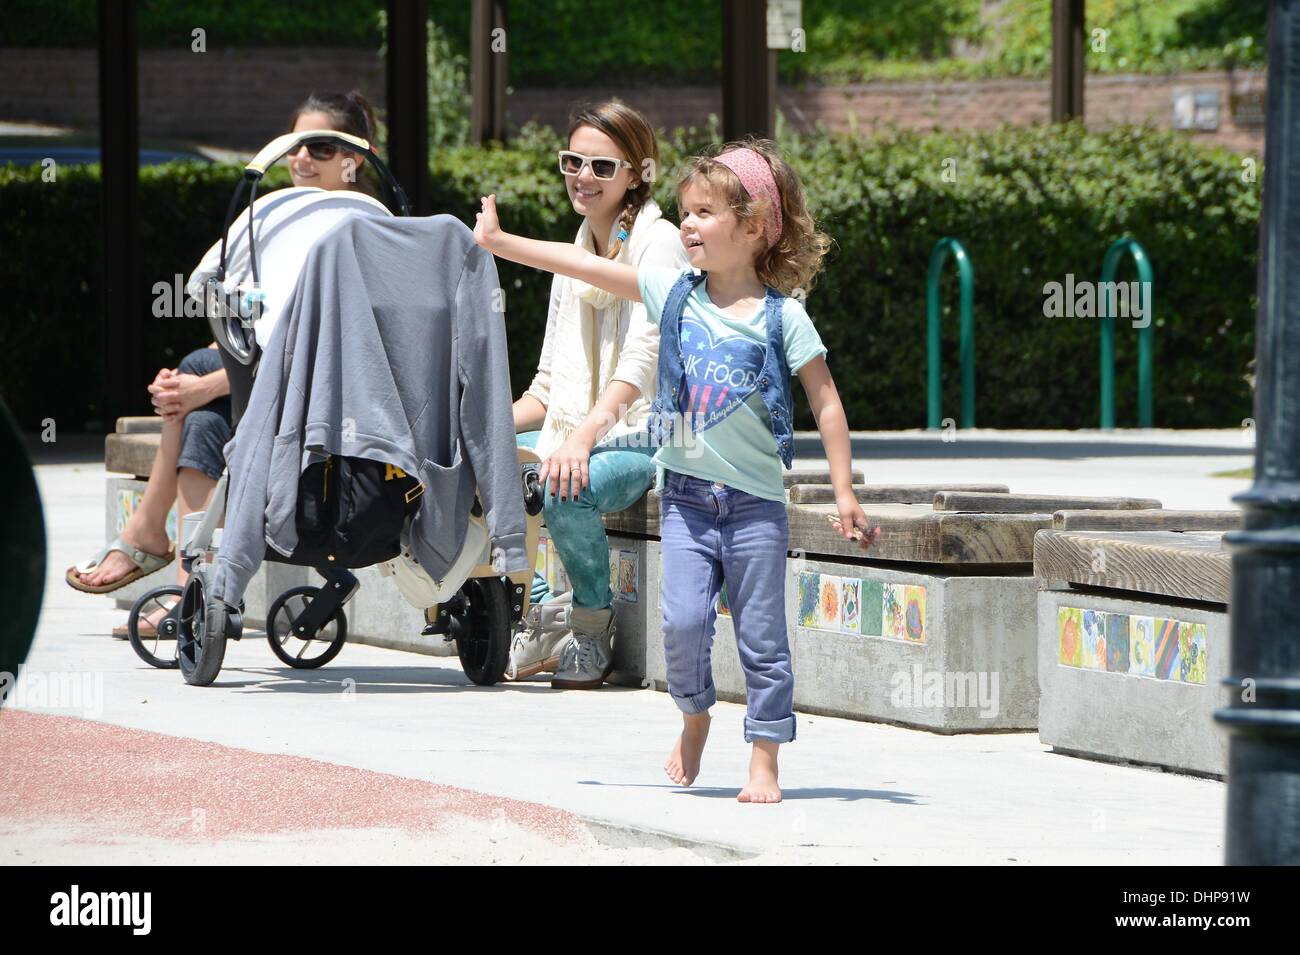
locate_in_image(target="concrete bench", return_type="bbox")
[602,485,1169,734]
[1033,516,1238,777]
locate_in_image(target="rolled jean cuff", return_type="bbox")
[671,684,716,715]
[744,713,796,744]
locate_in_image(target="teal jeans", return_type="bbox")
[518,430,657,610]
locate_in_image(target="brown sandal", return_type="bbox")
[67,536,174,595]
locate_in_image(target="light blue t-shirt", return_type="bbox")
[637,267,827,502]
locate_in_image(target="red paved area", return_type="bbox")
[0,710,586,843]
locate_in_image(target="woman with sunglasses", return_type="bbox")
[510,102,690,689]
[68,91,378,632]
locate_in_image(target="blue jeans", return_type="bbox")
[658,470,796,743]
[517,430,657,610]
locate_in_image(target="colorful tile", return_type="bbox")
[797,571,819,628]
[1062,606,1208,683]
[1180,623,1208,685]
[717,580,731,617]
[1129,616,1156,677]
[615,549,638,603]
[1082,609,1106,670]
[816,575,843,632]
[1058,607,1082,667]
[883,584,907,641]
[1105,612,1130,673]
[859,580,883,636]
[1154,617,1182,680]
[903,584,926,644]
[839,578,861,634]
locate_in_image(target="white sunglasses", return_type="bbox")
[558,150,632,180]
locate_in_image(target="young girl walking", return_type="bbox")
[474,139,878,803]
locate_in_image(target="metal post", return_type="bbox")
[385,0,429,214]
[1215,0,1300,866]
[98,0,142,426]
[1098,237,1155,429]
[722,0,776,141]
[1051,0,1085,122]
[470,0,508,144]
[926,238,976,429]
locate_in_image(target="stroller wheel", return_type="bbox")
[265,585,348,669]
[452,577,511,687]
[177,573,234,686]
[127,585,183,669]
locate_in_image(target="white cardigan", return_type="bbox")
[525,199,689,459]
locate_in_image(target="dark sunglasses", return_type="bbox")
[558,150,632,180]
[289,141,341,162]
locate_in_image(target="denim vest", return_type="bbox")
[647,270,796,467]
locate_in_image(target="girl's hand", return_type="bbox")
[829,496,881,552]
[474,194,502,251]
[539,433,594,502]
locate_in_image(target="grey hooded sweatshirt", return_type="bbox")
[209,213,528,604]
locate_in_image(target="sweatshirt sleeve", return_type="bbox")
[610,223,689,398]
[455,243,530,575]
[524,272,564,408]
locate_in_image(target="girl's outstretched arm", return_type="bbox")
[473,194,642,303]
[798,355,880,551]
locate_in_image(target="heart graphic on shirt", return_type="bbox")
[676,315,767,432]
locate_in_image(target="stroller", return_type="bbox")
[127,129,545,687]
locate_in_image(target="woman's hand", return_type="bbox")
[539,432,595,502]
[147,368,178,419]
[474,194,502,252]
[149,372,209,422]
[829,494,881,552]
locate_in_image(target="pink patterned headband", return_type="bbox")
[712,147,784,249]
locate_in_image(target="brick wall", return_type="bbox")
[0,47,1264,155]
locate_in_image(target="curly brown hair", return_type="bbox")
[676,138,831,297]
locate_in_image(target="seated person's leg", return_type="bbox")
[543,444,655,610]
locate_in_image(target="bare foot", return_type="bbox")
[664,712,711,787]
[738,740,782,803]
[75,524,171,588]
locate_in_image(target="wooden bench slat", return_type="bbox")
[935,491,1162,513]
[602,496,1049,564]
[782,468,865,488]
[1053,509,1242,531]
[1033,529,1231,604]
[788,483,1010,505]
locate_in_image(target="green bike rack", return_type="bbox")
[1099,237,1155,429]
[926,237,975,429]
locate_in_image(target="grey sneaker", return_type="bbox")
[551,605,615,689]
[506,592,573,680]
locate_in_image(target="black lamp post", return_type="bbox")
[1216,0,1300,866]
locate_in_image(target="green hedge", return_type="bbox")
[0,123,1258,433]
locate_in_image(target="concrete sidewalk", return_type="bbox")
[5,438,1236,864]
